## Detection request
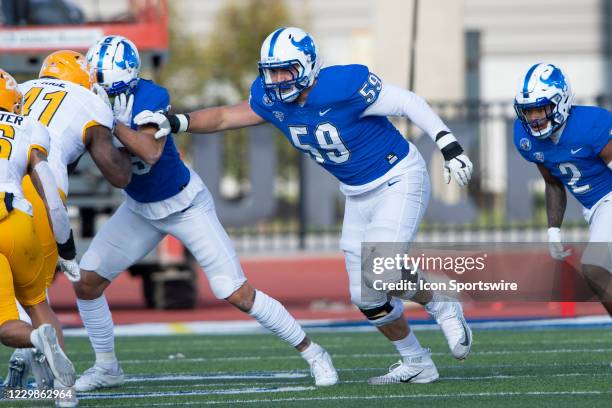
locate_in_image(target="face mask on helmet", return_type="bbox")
[87,35,140,96]
[258,27,321,103]
[514,63,574,139]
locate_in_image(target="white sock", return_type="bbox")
[393,331,425,360]
[248,290,306,347]
[300,341,324,362]
[76,295,118,370]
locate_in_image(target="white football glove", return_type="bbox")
[134,110,170,139]
[58,257,80,282]
[113,93,134,126]
[547,227,571,261]
[444,154,473,187]
[92,84,111,109]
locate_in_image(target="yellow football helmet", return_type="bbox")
[39,50,93,89]
[0,69,22,114]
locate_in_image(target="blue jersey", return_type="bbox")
[513,105,612,209]
[249,64,409,186]
[124,79,191,203]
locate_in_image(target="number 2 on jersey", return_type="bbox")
[0,124,15,160]
[22,87,67,126]
[559,162,591,194]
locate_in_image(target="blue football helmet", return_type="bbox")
[514,63,574,139]
[258,27,322,103]
[86,35,140,95]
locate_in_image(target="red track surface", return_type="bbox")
[50,255,608,328]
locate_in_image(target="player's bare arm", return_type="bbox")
[133,100,265,138]
[187,101,265,132]
[85,125,132,188]
[113,122,166,165]
[599,139,612,168]
[537,163,566,228]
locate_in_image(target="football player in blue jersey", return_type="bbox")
[72,35,338,392]
[138,27,475,384]
[513,63,612,315]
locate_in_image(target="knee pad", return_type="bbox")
[207,260,246,300]
[359,297,405,327]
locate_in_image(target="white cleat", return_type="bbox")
[427,299,472,360]
[75,364,124,392]
[31,349,55,389]
[308,350,338,386]
[30,324,75,387]
[3,349,31,389]
[368,350,439,385]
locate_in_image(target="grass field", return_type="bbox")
[1,327,611,407]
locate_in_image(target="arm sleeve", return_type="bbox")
[361,82,450,140]
[32,160,71,244]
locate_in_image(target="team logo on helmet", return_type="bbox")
[290,35,316,62]
[539,67,567,92]
[519,138,532,151]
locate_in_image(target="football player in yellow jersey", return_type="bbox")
[4,51,131,401]
[19,50,132,290]
[0,69,77,389]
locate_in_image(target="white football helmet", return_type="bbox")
[514,63,574,139]
[86,35,140,95]
[258,27,322,103]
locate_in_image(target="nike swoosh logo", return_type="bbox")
[400,369,424,383]
[319,108,332,116]
[388,180,400,187]
[571,148,582,154]
[460,321,470,347]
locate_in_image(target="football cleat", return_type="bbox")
[30,324,76,387]
[75,364,124,392]
[427,298,472,360]
[3,349,31,389]
[30,349,54,390]
[368,350,439,385]
[307,350,338,386]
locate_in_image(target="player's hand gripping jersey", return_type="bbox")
[121,79,191,204]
